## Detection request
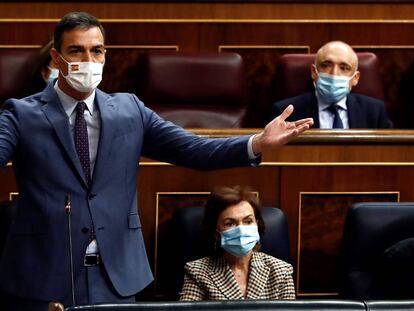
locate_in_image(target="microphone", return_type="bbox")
[65,194,76,306]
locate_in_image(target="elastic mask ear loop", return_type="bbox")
[313,64,319,76]
[312,64,319,87]
[349,71,357,80]
[58,54,71,78]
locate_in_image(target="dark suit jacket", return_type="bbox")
[273,92,393,128]
[0,83,256,301]
[180,252,295,300]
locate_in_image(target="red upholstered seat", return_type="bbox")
[276,52,384,101]
[137,51,248,128]
[0,48,41,104]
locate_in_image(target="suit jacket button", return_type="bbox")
[81,227,89,234]
[88,193,96,200]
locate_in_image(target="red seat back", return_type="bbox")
[137,51,248,128]
[0,48,42,104]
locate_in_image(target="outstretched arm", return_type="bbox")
[252,104,313,155]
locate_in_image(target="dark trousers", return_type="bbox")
[0,263,135,311]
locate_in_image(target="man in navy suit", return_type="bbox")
[273,41,392,129]
[0,12,313,310]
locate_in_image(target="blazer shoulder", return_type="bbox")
[1,95,47,121]
[98,90,144,107]
[184,256,214,274]
[347,93,393,129]
[97,91,150,119]
[274,92,315,110]
[349,93,384,106]
[272,92,317,123]
[257,252,293,273]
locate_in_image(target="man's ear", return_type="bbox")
[310,64,318,84]
[50,48,59,67]
[350,70,360,89]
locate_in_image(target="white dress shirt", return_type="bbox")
[54,83,101,175]
[54,83,101,254]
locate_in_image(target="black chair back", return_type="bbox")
[339,202,414,299]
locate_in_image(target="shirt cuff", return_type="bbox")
[247,135,261,160]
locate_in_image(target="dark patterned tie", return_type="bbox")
[327,104,344,129]
[74,102,91,184]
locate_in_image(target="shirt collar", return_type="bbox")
[54,81,96,118]
[316,90,348,112]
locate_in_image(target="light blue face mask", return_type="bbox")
[47,68,59,84]
[315,71,355,104]
[220,225,260,257]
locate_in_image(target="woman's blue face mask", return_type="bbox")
[219,225,260,257]
[46,67,59,83]
[314,68,356,104]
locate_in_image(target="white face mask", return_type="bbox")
[59,55,104,93]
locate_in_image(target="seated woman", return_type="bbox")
[36,39,59,84]
[22,39,59,98]
[180,185,295,300]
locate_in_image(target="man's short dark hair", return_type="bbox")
[54,12,105,52]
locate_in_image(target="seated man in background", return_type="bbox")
[273,41,392,129]
[180,186,295,300]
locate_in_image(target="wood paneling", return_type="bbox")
[3,130,414,297]
[0,165,16,202]
[353,47,414,128]
[1,3,414,20]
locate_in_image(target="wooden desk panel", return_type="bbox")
[0,164,16,202]
[1,130,414,298]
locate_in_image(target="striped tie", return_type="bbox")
[74,102,91,184]
[327,104,344,129]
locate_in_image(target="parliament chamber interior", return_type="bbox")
[2,1,414,309]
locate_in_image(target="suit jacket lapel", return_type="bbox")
[209,256,243,299]
[346,94,362,128]
[40,84,88,188]
[246,252,270,299]
[308,92,321,128]
[91,89,117,188]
